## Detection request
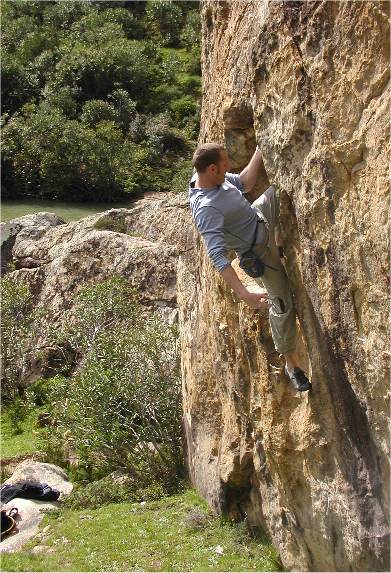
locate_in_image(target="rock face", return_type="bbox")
[1,212,66,275]
[2,193,193,382]
[178,1,389,571]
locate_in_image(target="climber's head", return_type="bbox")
[192,143,231,186]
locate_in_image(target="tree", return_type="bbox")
[144,0,184,47]
[43,277,184,486]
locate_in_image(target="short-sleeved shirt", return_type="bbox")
[189,172,265,272]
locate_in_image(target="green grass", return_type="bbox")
[1,489,282,572]
[161,46,193,65]
[1,408,42,459]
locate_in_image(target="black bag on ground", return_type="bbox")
[0,481,60,505]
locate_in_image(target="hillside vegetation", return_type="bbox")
[1,0,201,202]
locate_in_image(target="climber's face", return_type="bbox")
[214,149,231,184]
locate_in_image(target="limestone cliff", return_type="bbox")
[178,1,390,571]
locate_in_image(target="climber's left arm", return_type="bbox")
[239,146,263,194]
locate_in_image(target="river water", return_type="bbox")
[1,198,134,223]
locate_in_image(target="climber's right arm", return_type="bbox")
[193,206,268,309]
[220,265,269,309]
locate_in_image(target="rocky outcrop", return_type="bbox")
[2,193,193,382]
[1,212,66,275]
[178,1,389,571]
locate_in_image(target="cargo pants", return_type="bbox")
[251,186,297,355]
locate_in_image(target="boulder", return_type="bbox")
[0,461,73,553]
[178,1,390,571]
[1,212,65,275]
[3,193,194,382]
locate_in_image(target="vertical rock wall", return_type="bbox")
[178,1,390,570]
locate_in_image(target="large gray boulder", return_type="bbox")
[1,212,66,275]
[2,193,194,383]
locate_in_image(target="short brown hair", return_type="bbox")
[192,143,225,173]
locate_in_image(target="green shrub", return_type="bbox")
[171,160,194,194]
[0,276,37,403]
[2,397,32,436]
[1,52,40,115]
[63,474,169,510]
[182,112,201,140]
[24,377,54,408]
[145,113,187,153]
[71,6,145,41]
[50,39,167,108]
[170,95,198,126]
[180,9,201,51]
[81,100,119,127]
[178,74,202,96]
[144,0,184,47]
[43,85,78,118]
[42,1,91,32]
[2,106,136,201]
[41,277,184,489]
[148,84,183,113]
[93,217,127,234]
[2,1,200,200]
[107,89,137,132]
[185,46,201,75]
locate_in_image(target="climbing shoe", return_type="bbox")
[284,366,312,392]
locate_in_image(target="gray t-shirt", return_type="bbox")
[189,172,265,272]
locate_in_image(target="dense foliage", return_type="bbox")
[1,0,200,201]
[0,275,51,404]
[1,276,184,491]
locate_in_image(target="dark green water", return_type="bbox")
[1,198,133,223]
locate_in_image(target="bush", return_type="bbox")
[2,106,140,201]
[1,53,40,115]
[107,88,137,132]
[0,277,37,403]
[41,277,184,489]
[50,39,168,108]
[170,95,198,126]
[2,1,200,200]
[171,160,194,194]
[184,46,201,76]
[63,474,169,510]
[81,100,119,127]
[148,84,183,113]
[42,85,78,119]
[145,113,187,153]
[144,0,184,47]
[71,6,145,41]
[182,113,201,140]
[178,74,202,96]
[180,9,201,51]
[42,1,91,32]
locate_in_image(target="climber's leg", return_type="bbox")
[251,187,311,391]
[252,187,297,354]
[253,239,297,355]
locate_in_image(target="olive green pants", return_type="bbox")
[251,186,297,355]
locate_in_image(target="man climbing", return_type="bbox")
[189,143,311,392]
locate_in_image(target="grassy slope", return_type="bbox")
[1,408,42,459]
[1,409,282,572]
[2,489,282,572]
